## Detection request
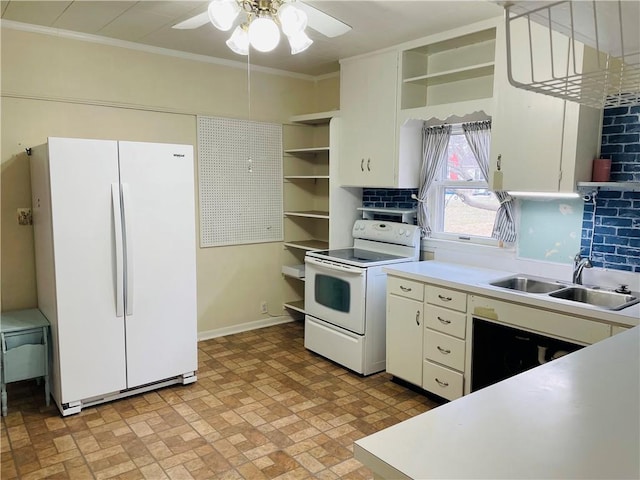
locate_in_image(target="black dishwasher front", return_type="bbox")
[471,318,584,392]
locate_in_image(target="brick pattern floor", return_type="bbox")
[1,321,439,479]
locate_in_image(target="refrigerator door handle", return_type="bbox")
[111,183,124,317]
[122,183,134,316]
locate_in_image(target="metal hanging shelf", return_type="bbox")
[504,0,640,109]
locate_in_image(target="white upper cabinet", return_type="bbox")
[339,51,422,188]
[489,20,601,193]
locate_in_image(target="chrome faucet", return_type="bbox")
[572,253,593,285]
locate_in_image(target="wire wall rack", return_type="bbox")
[504,0,639,109]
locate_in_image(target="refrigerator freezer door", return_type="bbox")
[117,141,197,389]
[47,137,127,402]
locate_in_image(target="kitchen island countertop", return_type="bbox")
[354,326,640,479]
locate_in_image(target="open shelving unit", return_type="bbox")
[282,111,333,317]
[400,28,497,111]
[281,111,361,317]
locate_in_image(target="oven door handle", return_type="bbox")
[305,257,366,275]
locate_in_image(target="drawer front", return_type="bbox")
[388,276,424,301]
[425,305,466,339]
[423,360,463,401]
[468,295,611,345]
[427,286,467,312]
[424,329,465,371]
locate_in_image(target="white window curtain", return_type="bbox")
[462,121,516,243]
[417,124,452,236]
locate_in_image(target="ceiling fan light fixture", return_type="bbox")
[248,16,280,52]
[208,0,241,31]
[278,3,308,36]
[226,24,249,55]
[287,30,313,54]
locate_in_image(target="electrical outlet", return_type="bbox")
[17,208,32,226]
[260,301,268,314]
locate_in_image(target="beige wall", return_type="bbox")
[1,27,339,334]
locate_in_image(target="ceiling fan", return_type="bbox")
[173,0,352,55]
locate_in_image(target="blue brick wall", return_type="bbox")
[601,105,640,181]
[581,104,640,272]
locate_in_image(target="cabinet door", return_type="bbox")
[490,21,566,192]
[340,51,399,187]
[386,294,423,386]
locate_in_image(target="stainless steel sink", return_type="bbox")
[489,275,565,294]
[549,287,639,311]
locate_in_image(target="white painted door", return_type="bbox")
[490,21,566,192]
[117,141,197,388]
[339,51,399,187]
[48,137,127,403]
[386,294,424,386]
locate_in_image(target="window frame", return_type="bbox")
[428,127,500,247]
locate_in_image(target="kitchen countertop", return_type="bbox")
[354,326,640,479]
[383,261,640,328]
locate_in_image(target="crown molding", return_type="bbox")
[1,19,324,81]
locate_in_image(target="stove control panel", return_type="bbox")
[352,220,420,247]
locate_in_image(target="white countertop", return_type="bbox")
[354,326,640,479]
[384,261,640,328]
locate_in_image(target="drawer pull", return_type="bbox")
[415,311,421,326]
[435,378,449,388]
[437,316,451,325]
[438,295,452,302]
[360,158,365,172]
[400,285,412,292]
[437,346,451,355]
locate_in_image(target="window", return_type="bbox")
[429,126,499,244]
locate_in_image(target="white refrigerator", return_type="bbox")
[30,137,198,416]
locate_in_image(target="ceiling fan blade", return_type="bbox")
[296,2,352,38]
[172,11,210,30]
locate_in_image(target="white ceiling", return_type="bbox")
[1,1,504,76]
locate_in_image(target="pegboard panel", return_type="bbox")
[198,116,283,247]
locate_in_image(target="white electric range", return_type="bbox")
[304,220,421,375]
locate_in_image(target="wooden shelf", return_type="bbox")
[284,147,330,154]
[284,175,330,180]
[358,207,416,223]
[283,273,305,281]
[289,110,339,124]
[577,181,640,192]
[404,62,495,87]
[284,210,330,219]
[283,300,305,314]
[284,239,328,251]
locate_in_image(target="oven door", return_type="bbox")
[304,256,366,335]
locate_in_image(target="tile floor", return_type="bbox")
[1,321,439,479]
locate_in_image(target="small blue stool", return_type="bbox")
[1,309,50,416]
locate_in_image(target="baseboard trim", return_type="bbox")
[198,315,296,341]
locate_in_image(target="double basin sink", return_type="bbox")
[489,275,639,311]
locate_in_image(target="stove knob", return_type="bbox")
[406,230,412,236]
[398,228,405,235]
